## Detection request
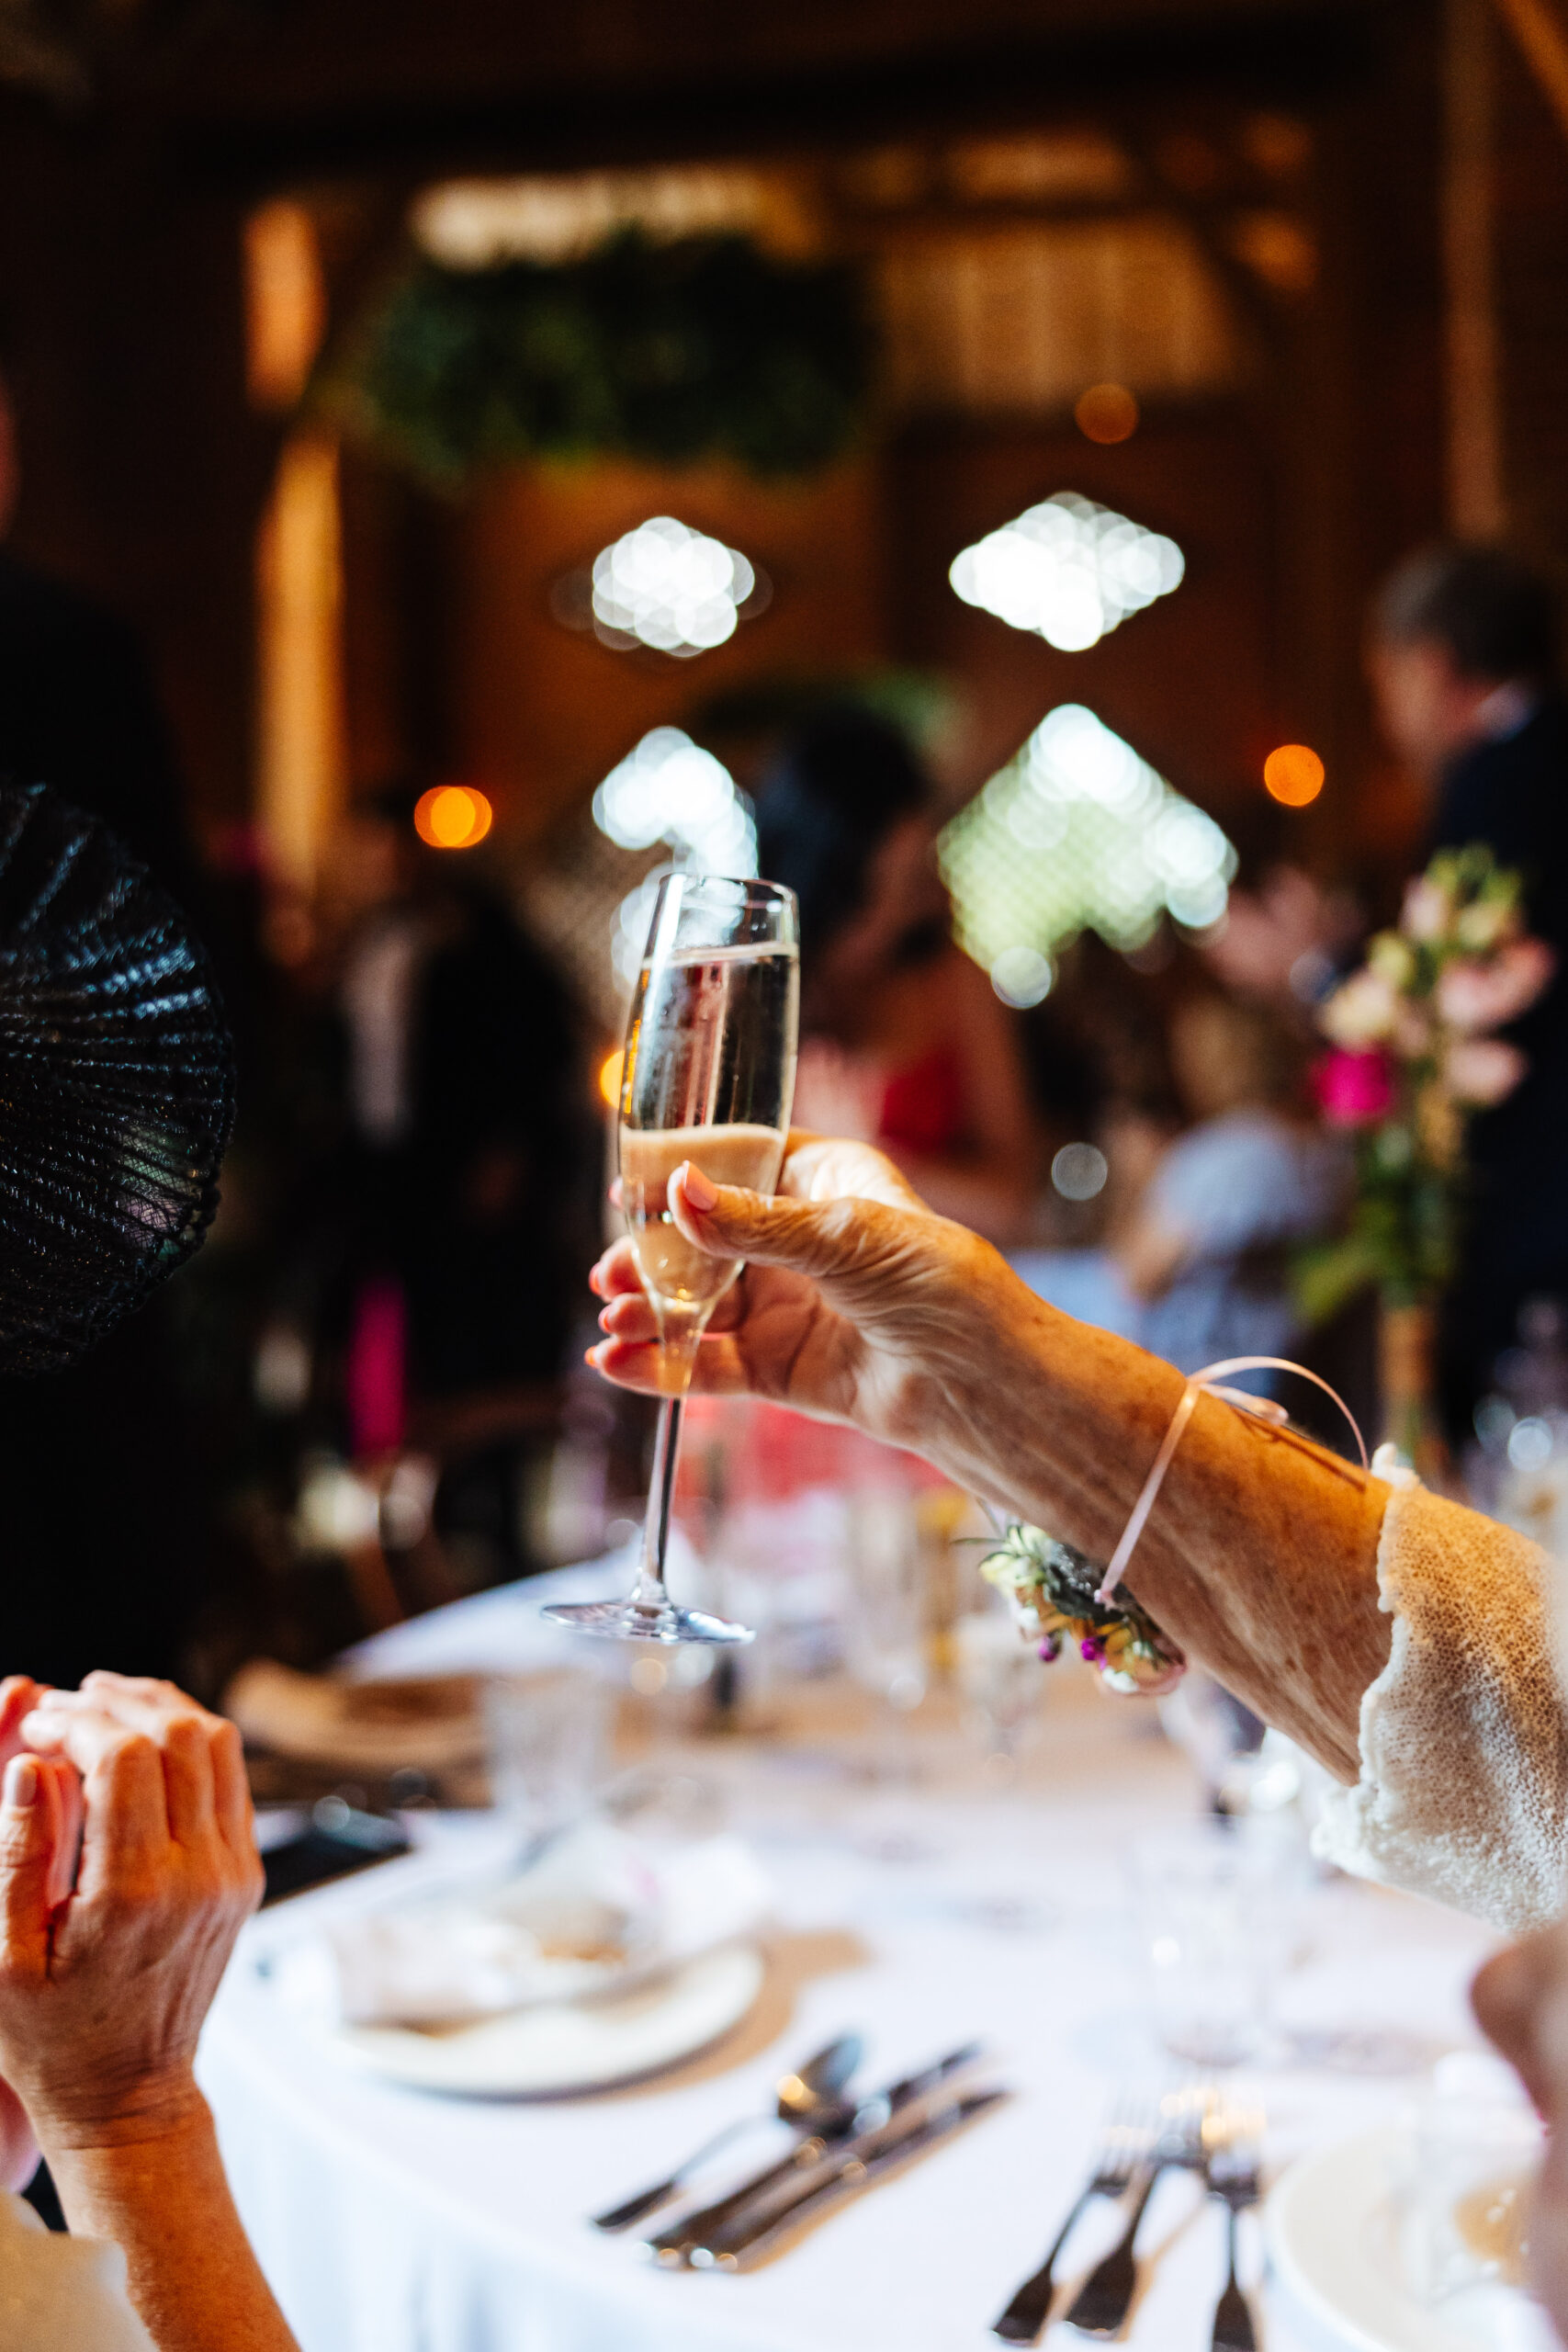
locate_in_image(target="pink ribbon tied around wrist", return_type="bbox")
[1092,1353,1371,1611]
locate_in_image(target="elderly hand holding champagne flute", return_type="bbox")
[589,1130,1392,1774]
[589,1125,1568,2336]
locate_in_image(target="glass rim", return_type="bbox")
[652,872,795,907]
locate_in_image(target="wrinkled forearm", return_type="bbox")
[45,2086,299,2352]
[897,1247,1391,1780]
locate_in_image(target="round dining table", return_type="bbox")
[200,1563,1500,2352]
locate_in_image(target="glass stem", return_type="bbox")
[633,1395,684,1612]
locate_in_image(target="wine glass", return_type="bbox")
[546,873,798,1646]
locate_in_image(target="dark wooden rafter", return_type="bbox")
[1491,0,1568,141]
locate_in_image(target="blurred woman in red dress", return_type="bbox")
[754,707,1039,1247]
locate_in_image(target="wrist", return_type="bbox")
[31,2068,209,2156]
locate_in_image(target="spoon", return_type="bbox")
[591,2032,864,2232]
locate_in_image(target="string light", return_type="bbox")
[593,729,759,985]
[598,1047,625,1108]
[413,785,493,849]
[950,492,1183,651]
[939,703,1236,965]
[591,517,756,656]
[1263,743,1325,807]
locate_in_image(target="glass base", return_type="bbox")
[541,1598,755,1647]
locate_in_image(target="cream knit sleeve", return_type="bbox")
[1314,1477,1568,1932]
[0,2190,155,2351]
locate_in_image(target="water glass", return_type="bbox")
[953,1606,1045,1765]
[1398,2052,1541,2306]
[844,1486,927,1702]
[1131,1820,1293,2066]
[843,1484,928,1781]
[484,1669,613,1838]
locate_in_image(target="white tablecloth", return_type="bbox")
[200,1567,1501,2352]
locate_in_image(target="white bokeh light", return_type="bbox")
[593,729,759,982]
[949,492,1184,650]
[591,516,756,656]
[990,945,1055,1006]
[939,703,1235,967]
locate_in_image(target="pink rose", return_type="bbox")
[1313,1046,1393,1126]
[1445,1037,1528,1106]
[1435,940,1554,1033]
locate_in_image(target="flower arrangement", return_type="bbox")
[1297,844,1552,1328]
[977,1521,1185,1696]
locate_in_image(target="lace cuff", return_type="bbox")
[1313,1480,1568,1931]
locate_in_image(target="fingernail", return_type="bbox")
[679,1162,718,1213]
[5,1756,38,1809]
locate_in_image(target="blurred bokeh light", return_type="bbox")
[1262,743,1325,806]
[1075,381,1140,443]
[940,702,1236,963]
[414,785,494,848]
[591,517,757,655]
[949,492,1183,651]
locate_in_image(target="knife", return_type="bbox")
[642,2040,983,2262]
[690,2088,1009,2269]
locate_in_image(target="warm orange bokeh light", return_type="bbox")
[413,785,493,850]
[1263,743,1325,807]
[598,1048,625,1109]
[1075,382,1140,445]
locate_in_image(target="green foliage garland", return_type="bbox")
[334,232,873,487]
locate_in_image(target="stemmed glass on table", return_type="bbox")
[546,874,799,1647]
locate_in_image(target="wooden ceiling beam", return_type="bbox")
[160,6,1374,191]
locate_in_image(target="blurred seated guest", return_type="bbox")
[755,707,1038,1246]
[1112,989,1345,1375]
[299,788,587,1579]
[0,1670,291,2351]
[1369,545,1568,1437]
[1473,1917,1568,2339]
[1014,989,1343,1379]
[1202,863,1362,1012]
[591,1136,1568,1930]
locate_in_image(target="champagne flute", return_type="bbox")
[546,874,799,1645]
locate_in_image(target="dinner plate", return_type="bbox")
[1266,2126,1551,2352]
[314,1939,766,2097]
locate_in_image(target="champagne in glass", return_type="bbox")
[546,874,798,1645]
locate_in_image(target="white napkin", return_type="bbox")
[279,1821,773,2029]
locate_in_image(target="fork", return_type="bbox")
[1205,2105,1264,2352]
[1059,2083,1209,2338]
[989,2092,1154,2344]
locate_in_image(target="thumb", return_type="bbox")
[0,1756,56,1981]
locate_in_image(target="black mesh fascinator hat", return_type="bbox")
[0,782,234,1374]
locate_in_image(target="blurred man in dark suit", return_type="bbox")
[1369,544,1568,1438]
